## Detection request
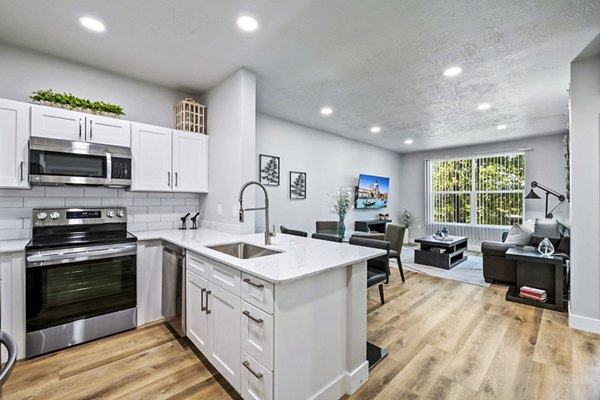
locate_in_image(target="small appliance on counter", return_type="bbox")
[25,207,137,358]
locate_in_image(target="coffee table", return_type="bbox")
[505,247,566,312]
[414,235,468,269]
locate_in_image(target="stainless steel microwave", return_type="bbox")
[29,137,132,187]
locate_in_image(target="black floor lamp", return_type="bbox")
[525,181,566,219]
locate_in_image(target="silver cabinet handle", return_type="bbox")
[175,172,178,187]
[20,161,23,181]
[168,172,171,187]
[243,278,264,289]
[205,290,211,314]
[201,288,206,312]
[90,119,93,140]
[242,361,263,379]
[79,118,82,140]
[243,310,263,324]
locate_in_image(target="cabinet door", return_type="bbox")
[87,115,131,147]
[172,130,208,193]
[186,270,210,354]
[0,99,30,189]
[31,105,84,141]
[209,283,241,392]
[131,123,172,191]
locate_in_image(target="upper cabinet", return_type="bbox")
[131,123,208,193]
[31,105,130,147]
[0,99,30,189]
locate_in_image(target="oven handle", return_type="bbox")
[26,244,137,268]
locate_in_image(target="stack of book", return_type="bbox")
[519,286,547,302]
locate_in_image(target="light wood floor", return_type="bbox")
[3,269,600,400]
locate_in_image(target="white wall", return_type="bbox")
[255,114,403,234]
[569,36,600,334]
[400,134,569,241]
[202,69,256,234]
[0,42,197,127]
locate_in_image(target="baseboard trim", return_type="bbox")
[310,372,345,400]
[346,360,369,395]
[568,303,600,334]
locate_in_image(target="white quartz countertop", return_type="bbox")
[0,239,30,254]
[135,228,385,284]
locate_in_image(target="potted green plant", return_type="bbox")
[30,89,125,117]
[330,187,354,238]
[402,208,415,244]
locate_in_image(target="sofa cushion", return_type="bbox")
[505,223,534,245]
[481,241,515,257]
[533,219,561,239]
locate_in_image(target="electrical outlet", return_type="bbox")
[217,204,222,216]
[233,205,238,218]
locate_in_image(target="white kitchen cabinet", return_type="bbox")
[0,99,30,189]
[241,352,273,400]
[187,270,210,355]
[31,105,130,147]
[172,130,208,193]
[136,241,164,326]
[131,123,173,191]
[132,123,208,193]
[0,251,26,361]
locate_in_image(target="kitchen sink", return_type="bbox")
[206,242,283,259]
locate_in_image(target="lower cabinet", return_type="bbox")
[186,253,273,399]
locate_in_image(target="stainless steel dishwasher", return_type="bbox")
[162,243,186,336]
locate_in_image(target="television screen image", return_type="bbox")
[356,174,389,209]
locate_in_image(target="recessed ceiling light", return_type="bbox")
[79,16,106,32]
[443,66,462,77]
[404,139,414,145]
[370,126,381,134]
[477,103,491,110]
[320,106,333,116]
[237,15,259,32]
[496,124,508,130]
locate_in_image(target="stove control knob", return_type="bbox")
[106,210,115,218]
[37,212,48,221]
[116,210,125,218]
[50,212,60,220]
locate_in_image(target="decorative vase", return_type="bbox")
[538,237,555,257]
[337,219,346,238]
[441,227,449,238]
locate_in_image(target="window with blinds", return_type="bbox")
[429,153,525,226]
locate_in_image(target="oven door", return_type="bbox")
[26,244,137,334]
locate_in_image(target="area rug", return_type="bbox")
[395,247,490,287]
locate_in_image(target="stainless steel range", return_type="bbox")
[25,207,137,358]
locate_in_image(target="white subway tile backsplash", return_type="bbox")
[66,198,103,207]
[24,198,66,208]
[0,198,23,208]
[133,198,161,206]
[0,187,201,240]
[45,187,84,197]
[147,221,174,231]
[161,198,185,206]
[102,198,134,207]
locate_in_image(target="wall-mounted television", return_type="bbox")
[356,174,389,209]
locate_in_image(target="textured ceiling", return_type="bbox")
[0,0,598,152]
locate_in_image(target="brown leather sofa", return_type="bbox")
[481,220,570,284]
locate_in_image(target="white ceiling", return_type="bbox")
[0,0,598,152]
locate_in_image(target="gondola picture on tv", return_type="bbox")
[356,174,389,209]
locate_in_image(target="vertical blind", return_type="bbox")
[425,153,525,242]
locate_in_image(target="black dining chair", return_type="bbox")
[311,233,343,243]
[280,225,308,237]
[385,224,406,282]
[0,331,17,388]
[349,237,390,304]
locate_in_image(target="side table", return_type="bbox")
[505,247,566,312]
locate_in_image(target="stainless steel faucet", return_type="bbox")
[238,181,275,245]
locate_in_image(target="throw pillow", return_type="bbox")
[505,223,534,245]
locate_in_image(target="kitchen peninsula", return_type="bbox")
[134,228,384,400]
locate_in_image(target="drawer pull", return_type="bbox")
[243,278,264,289]
[206,290,212,314]
[242,361,263,379]
[242,310,263,324]
[201,288,206,311]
